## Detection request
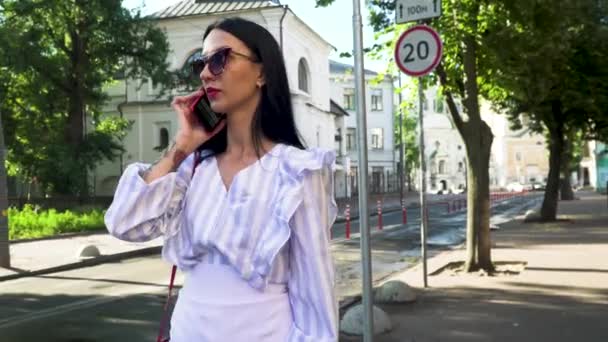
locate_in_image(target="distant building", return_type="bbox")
[420,85,550,193]
[580,141,608,193]
[329,60,395,198]
[92,0,347,196]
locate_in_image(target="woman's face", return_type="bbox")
[199,29,264,115]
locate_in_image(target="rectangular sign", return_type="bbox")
[395,0,442,24]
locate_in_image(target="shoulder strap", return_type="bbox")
[157,150,202,342]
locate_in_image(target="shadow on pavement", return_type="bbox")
[0,292,167,342]
[368,283,608,342]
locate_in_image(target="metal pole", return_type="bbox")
[398,74,404,211]
[352,0,374,340]
[418,77,428,288]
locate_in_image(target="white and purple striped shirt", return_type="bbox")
[105,143,338,341]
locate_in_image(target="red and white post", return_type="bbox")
[345,204,351,239]
[377,199,383,230]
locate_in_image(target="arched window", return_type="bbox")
[159,128,169,150]
[154,122,171,152]
[298,58,310,93]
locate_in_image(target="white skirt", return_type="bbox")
[170,263,293,341]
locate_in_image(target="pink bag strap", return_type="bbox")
[157,150,202,342]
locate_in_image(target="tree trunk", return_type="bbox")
[560,136,575,201]
[436,16,494,272]
[541,104,564,221]
[463,122,494,272]
[0,112,11,268]
[64,27,88,196]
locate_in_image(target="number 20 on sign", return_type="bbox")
[394,25,442,77]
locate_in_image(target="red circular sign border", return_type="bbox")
[394,25,443,77]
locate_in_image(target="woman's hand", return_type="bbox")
[171,89,226,155]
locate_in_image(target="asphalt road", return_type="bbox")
[0,256,178,341]
[0,194,542,341]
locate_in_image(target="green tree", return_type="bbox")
[316,0,496,272]
[0,0,172,195]
[320,0,500,272]
[486,0,608,219]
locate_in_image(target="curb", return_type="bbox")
[0,246,161,282]
[335,207,403,223]
[10,229,108,245]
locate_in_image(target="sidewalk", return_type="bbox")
[343,191,608,342]
[0,233,163,280]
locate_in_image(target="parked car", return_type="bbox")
[506,182,525,192]
[531,182,546,191]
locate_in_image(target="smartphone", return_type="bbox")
[189,93,225,132]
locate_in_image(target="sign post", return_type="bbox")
[394,24,442,288]
[352,0,374,340]
[396,0,442,24]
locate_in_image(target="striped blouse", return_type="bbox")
[104,143,338,341]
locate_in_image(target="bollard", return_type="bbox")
[377,199,383,230]
[402,200,408,224]
[345,204,351,239]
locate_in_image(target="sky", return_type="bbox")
[122,0,386,72]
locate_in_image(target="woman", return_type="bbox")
[104,17,338,341]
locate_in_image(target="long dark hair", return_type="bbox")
[197,17,305,158]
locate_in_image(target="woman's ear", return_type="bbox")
[256,77,265,88]
[256,67,265,88]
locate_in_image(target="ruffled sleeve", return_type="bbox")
[282,147,339,341]
[104,153,196,242]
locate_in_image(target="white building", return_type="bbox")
[93,0,347,196]
[420,85,549,194]
[329,60,395,197]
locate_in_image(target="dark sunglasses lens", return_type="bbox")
[191,59,205,77]
[208,49,229,75]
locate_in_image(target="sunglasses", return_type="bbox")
[190,47,258,77]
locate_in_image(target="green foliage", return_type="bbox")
[0,0,172,195]
[485,0,608,139]
[7,204,106,240]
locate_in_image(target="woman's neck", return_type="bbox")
[224,99,272,158]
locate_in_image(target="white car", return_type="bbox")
[506,182,524,192]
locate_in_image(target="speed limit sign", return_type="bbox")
[394,25,442,77]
